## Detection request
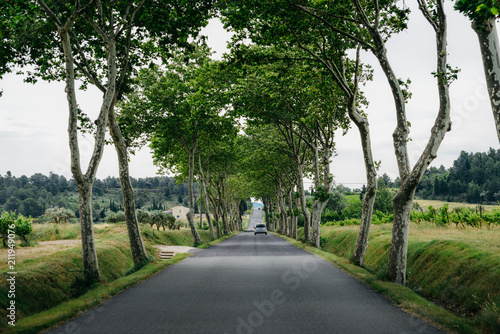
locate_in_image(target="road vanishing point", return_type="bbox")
[47,209,444,334]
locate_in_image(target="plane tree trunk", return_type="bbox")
[296,163,311,242]
[349,100,378,265]
[473,17,500,143]
[199,156,215,240]
[357,0,452,285]
[55,17,117,281]
[187,150,202,245]
[108,105,149,264]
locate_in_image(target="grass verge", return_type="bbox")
[273,232,490,334]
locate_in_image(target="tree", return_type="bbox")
[219,0,378,258]
[121,47,227,245]
[307,0,454,285]
[226,43,352,246]
[19,198,44,217]
[2,0,135,281]
[2,0,214,280]
[455,0,500,143]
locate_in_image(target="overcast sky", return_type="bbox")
[0,2,499,190]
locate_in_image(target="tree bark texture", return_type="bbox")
[296,164,311,242]
[199,158,215,240]
[59,26,116,280]
[311,145,333,248]
[77,183,100,280]
[473,17,500,144]
[188,152,202,245]
[287,189,296,238]
[108,105,148,264]
[386,0,451,285]
[209,195,222,238]
[279,193,288,235]
[350,106,378,266]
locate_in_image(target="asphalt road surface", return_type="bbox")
[46,208,443,334]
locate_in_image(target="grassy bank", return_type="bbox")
[292,223,499,333]
[0,223,233,332]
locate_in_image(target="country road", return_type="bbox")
[46,208,443,334]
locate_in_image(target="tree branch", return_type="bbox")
[417,0,439,32]
[293,3,374,52]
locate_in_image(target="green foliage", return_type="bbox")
[410,205,500,228]
[136,209,151,225]
[0,211,33,246]
[14,214,33,244]
[416,149,500,204]
[373,187,394,214]
[0,211,14,235]
[455,0,500,20]
[324,218,361,227]
[148,211,179,230]
[0,172,196,221]
[41,207,76,224]
[340,196,363,219]
[105,211,126,224]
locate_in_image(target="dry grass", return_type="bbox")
[414,199,499,211]
[409,223,500,254]
[0,240,81,270]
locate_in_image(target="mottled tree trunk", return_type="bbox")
[216,178,230,234]
[296,163,311,242]
[199,157,215,240]
[388,188,414,284]
[77,183,100,280]
[287,188,295,238]
[108,105,148,264]
[279,192,288,235]
[209,195,222,237]
[350,101,378,266]
[59,25,116,281]
[263,198,271,229]
[383,0,451,285]
[294,194,301,241]
[187,152,202,245]
[311,145,333,248]
[238,200,243,231]
[473,17,500,143]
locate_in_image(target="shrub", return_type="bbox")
[40,207,76,224]
[0,212,34,246]
[340,196,363,219]
[0,212,15,247]
[105,210,126,224]
[15,215,33,245]
[136,209,151,225]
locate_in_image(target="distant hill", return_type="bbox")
[252,202,264,208]
[0,172,191,220]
